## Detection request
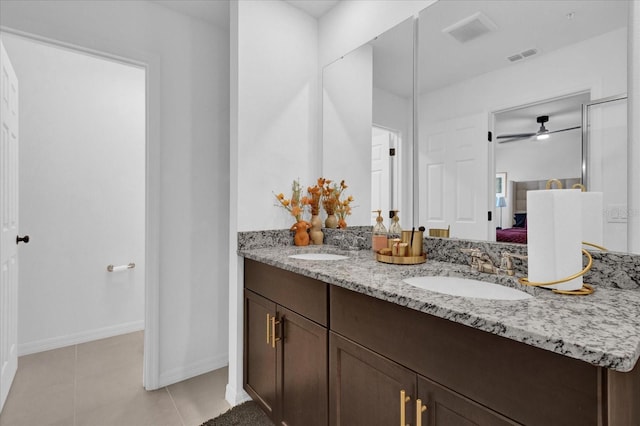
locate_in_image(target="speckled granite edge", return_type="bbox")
[239,245,640,372]
[238,228,640,290]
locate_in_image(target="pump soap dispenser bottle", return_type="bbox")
[372,210,388,252]
[389,210,402,234]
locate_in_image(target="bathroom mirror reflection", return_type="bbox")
[322,17,414,227]
[417,0,630,249]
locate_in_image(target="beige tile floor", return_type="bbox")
[0,331,231,426]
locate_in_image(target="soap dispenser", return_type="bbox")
[372,210,388,252]
[389,210,402,234]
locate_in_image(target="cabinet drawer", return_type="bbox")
[245,259,327,326]
[330,286,600,425]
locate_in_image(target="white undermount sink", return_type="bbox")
[288,253,349,261]
[402,276,533,301]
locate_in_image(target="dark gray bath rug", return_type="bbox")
[200,401,274,426]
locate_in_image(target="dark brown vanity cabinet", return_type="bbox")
[330,332,517,426]
[244,259,328,426]
[331,285,604,426]
[416,376,519,425]
[245,259,640,426]
[330,332,417,425]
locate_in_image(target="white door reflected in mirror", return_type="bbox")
[371,126,400,225]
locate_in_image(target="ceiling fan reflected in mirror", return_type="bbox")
[496,115,581,143]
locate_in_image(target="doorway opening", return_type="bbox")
[491,91,589,242]
[371,125,401,225]
[1,32,148,388]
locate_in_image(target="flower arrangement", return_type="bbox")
[274,179,309,222]
[307,178,323,216]
[335,195,354,229]
[274,177,354,230]
[320,178,338,215]
[320,178,354,228]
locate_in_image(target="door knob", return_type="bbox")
[16,235,30,244]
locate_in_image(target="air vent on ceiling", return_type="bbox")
[442,12,497,44]
[507,48,539,63]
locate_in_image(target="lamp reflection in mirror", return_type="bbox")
[496,195,507,229]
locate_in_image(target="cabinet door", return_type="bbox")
[244,290,277,420]
[278,306,328,426]
[330,332,416,426]
[417,375,520,426]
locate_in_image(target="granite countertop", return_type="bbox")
[239,245,640,373]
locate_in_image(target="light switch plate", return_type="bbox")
[606,204,628,223]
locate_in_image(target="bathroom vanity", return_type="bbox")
[241,245,640,426]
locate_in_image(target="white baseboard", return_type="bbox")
[158,353,228,388]
[18,320,145,356]
[225,383,252,406]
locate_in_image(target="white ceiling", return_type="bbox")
[366,0,627,103]
[153,0,230,29]
[152,0,340,29]
[285,0,340,18]
[494,92,591,144]
[418,0,628,93]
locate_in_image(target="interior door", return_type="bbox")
[371,127,391,224]
[0,39,19,413]
[419,113,489,240]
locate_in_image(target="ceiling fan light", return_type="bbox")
[536,133,550,140]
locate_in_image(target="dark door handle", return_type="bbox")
[16,235,30,244]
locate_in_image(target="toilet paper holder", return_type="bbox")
[107,263,136,272]
[518,248,593,293]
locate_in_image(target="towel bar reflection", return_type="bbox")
[107,263,136,272]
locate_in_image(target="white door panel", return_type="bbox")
[420,113,488,240]
[371,128,391,225]
[0,38,19,413]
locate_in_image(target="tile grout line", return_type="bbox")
[165,386,186,426]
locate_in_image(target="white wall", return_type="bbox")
[227,0,318,405]
[629,0,640,254]
[495,131,582,183]
[1,0,230,388]
[323,44,372,226]
[2,34,146,354]
[234,0,319,232]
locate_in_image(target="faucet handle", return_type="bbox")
[499,252,527,276]
[501,252,528,261]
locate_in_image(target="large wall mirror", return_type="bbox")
[322,0,634,253]
[417,0,630,251]
[322,17,414,227]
